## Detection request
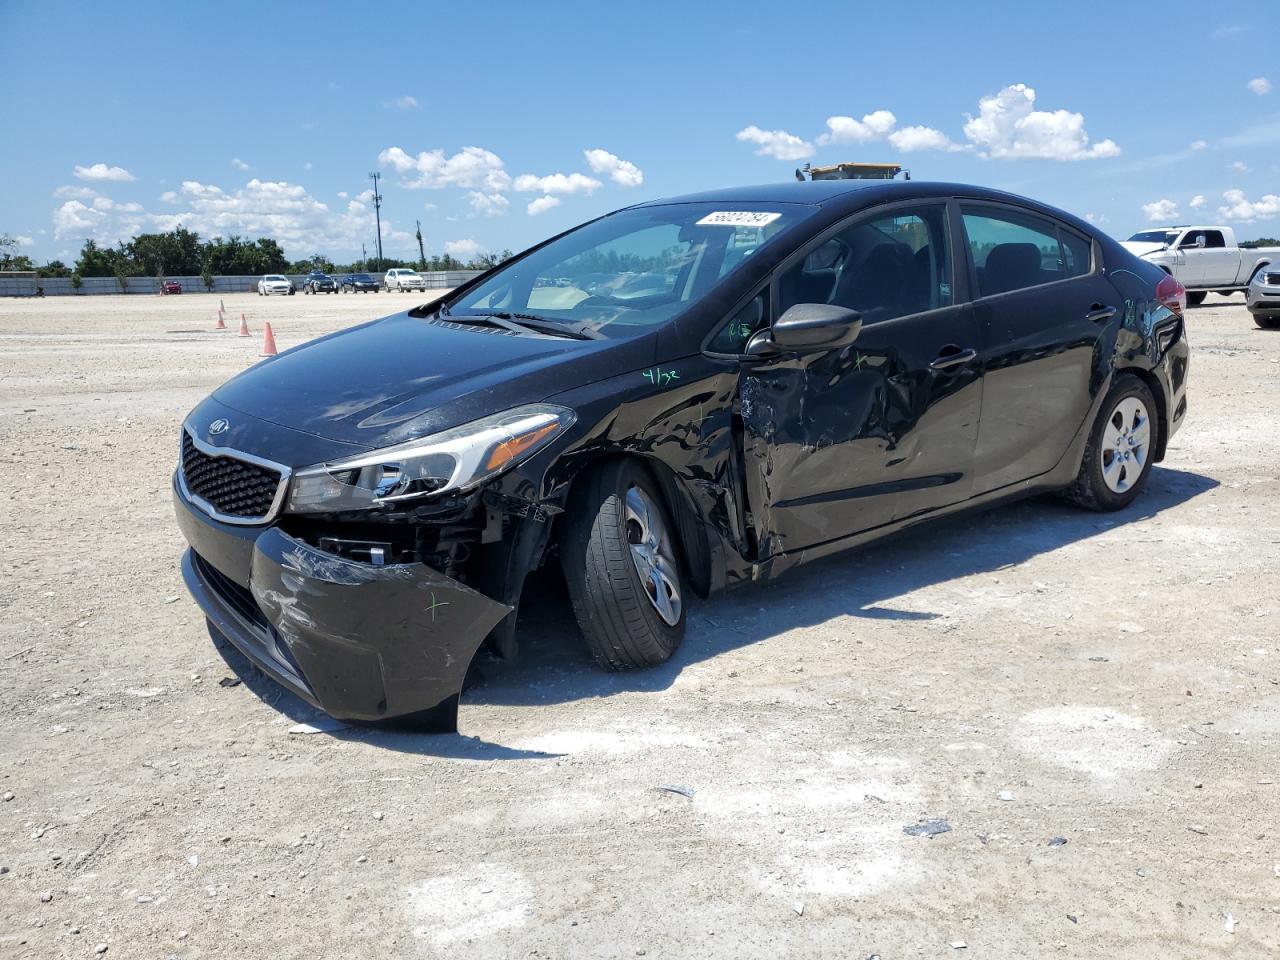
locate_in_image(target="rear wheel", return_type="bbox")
[1186,291,1206,306]
[1064,374,1158,512]
[561,459,686,670]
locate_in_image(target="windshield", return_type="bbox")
[353,274,374,281]
[264,275,287,281]
[1127,230,1179,246]
[447,202,813,337]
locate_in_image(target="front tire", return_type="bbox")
[1064,374,1158,512]
[561,459,686,670]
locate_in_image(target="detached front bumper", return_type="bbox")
[174,480,511,730]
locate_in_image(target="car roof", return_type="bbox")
[628,179,1097,236]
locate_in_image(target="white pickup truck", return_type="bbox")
[1121,226,1279,305]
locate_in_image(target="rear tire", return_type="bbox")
[1186,291,1206,306]
[1064,374,1158,512]
[561,459,686,670]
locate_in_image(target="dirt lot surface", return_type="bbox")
[1,291,1278,959]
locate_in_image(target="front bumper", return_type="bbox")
[1247,289,1280,314]
[174,479,511,730]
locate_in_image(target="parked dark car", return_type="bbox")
[340,273,381,293]
[162,279,182,295]
[173,179,1190,732]
[303,271,338,295]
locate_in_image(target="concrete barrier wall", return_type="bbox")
[0,271,485,297]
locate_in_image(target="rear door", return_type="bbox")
[1197,230,1237,286]
[960,202,1116,494]
[733,199,984,557]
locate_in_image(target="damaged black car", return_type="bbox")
[174,179,1190,731]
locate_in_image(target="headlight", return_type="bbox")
[285,403,575,514]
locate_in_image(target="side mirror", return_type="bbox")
[769,303,862,352]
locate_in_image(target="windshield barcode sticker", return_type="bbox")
[696,211,781,227]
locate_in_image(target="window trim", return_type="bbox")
[957,199,1101,303]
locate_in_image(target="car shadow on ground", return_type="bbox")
[210,465,1216,757]
[467,465,1219,709]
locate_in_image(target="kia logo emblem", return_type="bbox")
[208,418,230,436]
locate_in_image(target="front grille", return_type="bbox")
[181,432,283,520]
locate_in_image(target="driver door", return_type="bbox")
[735,201,983,559]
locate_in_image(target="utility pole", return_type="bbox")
[415,219,426,271]
[361,242,367,272]
[368,171,384,267]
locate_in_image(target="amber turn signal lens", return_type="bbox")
[485,423,560,471]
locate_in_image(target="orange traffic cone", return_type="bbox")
[238,313,250,337]
[260,322,278,357]
[214,311,226,330]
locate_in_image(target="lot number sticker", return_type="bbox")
[696,211,782,227]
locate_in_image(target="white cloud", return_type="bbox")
[584,148,643,187]
[1247,76,1273,96]
[1189,195,1206,210]
[1084,212,1108,225]
[1141,198,1180,222]
[391,95,420,110]
[527,195,561,216]
[231,157,250,171]
[1190,139,1208,150]
[14,235,33,246]
[1218,189,1280,222]
[159,190,179,203]
[887,125,961,152]
[92,197,142,212]
[962,84,1119,160]
[379,145,511,191]
[53,184,99,199]
[74,163,136,182]
[1230,160,1251,173]
[336,191,349,199]
[468,191,510,216]
[818,110,897,145]
[735,125,815,161]
[444,238,481,258]
[53,200,106,236]
[181,180,224,199]
[512,172,601,195]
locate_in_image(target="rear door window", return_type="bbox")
[961,204,1092,297]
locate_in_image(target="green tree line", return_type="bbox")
[1,230,512,285]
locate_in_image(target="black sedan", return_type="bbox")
[173,179,1190,731]
[340,273,381,293]
[303,271,338,294]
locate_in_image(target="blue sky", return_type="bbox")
[3,0,1278,266]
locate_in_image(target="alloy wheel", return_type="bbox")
[1100,396,1151,494]
[624,485,682,626]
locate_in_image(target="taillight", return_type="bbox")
[1155,274,1186,317]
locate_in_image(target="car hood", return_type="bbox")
[1119,241,1169,258]
[212,310,650,454]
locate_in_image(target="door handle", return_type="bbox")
[1086,303,1117,323]
[930,346,977,371]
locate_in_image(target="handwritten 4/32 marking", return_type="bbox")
[642,367,680,386]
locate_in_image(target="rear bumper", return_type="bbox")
[174,478,511,730]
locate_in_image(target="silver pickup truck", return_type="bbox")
[1121,225,1279,305]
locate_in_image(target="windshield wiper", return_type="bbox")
[465,311,604,341]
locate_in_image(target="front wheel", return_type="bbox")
[1255,314,1280,330]
[1064,374,1158,511]
[561,459,686,670]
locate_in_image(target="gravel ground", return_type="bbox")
[1,291,1278,959]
